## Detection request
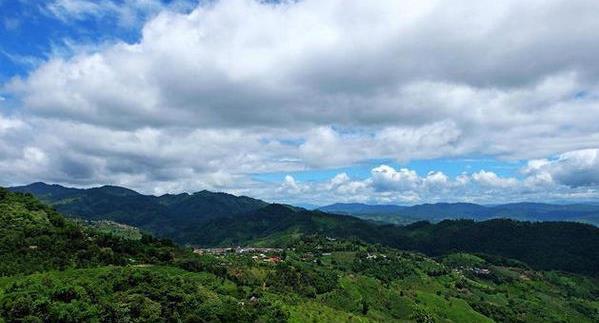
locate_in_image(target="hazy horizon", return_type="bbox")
[10,181,599,208]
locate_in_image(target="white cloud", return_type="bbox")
[267,160,599,206]
[2,0,599,203]
[327,173,369,195]
[281,175,299,191]
[471,170,518,188]
[0,114,23,132]
[330,173,350,187]
[423,171,450,190]
[6,1,598,157]
[47,0,106,20]
[371,165,420,192]
[525,149,599,187]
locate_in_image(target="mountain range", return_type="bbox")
[2,187,597,322]
[10,182,268,237]
[8,182,599,276]
[14,182,599,227]
[319,201,599,226]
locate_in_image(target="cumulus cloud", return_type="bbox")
[371,165,421,192]
[1,0,599,203]
[279,175,301,194]
[270,160,599,206]
[525,149,599,187]
[423,171,450,191]
[9,1,599,126]
[5,1,598,155]
[471,170,517,188]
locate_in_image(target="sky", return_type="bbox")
[1,0,599,206]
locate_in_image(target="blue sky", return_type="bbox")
[1,0,598,205]
[253,158,526,184]
[0,0,194,81]
[1,1,110,79]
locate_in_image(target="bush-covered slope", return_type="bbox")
[1,236,598,322]
[0,266,286,322]
[0,188,180,276]
[174,204,381,246]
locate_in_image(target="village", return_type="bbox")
[193,246,285,263]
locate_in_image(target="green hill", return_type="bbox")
[0,188,181,276]
[10,182,267,238]
[0,189,598,322]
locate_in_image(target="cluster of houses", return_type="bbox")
[193,246,284,263]
[365,253,387,260]
[193,246,284,255]
[454,266,492,276]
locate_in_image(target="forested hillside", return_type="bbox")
[0,189,180,276]
[10,182,267,238]
[9,183,599,277]
[180,205,599,276]
[1,189,599,322]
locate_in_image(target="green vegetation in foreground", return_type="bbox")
[0,189,182,276]
[1,188,598,322]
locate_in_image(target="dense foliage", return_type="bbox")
[0,190,598,322]
[389,219,599,276]
[0,189,182,276]
[0,267,286,322]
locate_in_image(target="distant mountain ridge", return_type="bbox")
[319,203,407,214]
[13,183,599,228]
[319,201,599,226]
[9,182,599,276]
